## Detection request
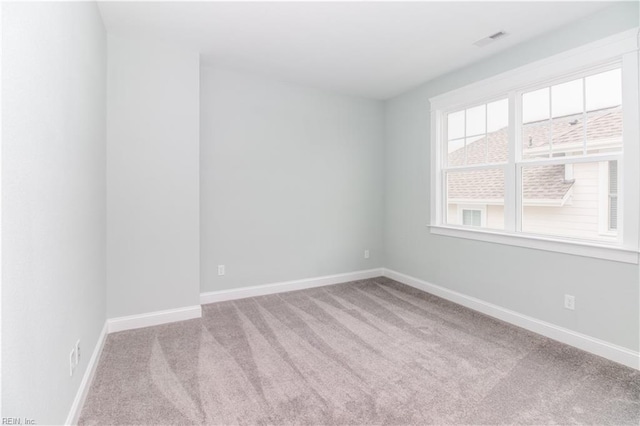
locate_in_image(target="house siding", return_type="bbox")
[522,162,613,241]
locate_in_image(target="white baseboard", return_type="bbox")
[383,268,640,370]
[200,268,385,305]
[65,322,108,426]
[65,305,202,423]
[63,267,638,426]
[107,305,202,334]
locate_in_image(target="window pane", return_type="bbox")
[447,100,508,166]
[487,128,509,163]
[487,99,508,132]
[523,87,550,123]
[522,88,551,159]
[586,69,621,112]
[522,120,551,159]
[523,92,585,158]
[551,78,584,157]
[585,106,622,155]
[521,162,616,242]
[548,115,584,157]
[551,78,583,118]
[446,169,504,230]
[466,104,486,136]
[447,138,465,166]
[465,135,487,165]
[448,110,465,140]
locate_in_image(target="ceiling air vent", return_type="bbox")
[473,31,509,47]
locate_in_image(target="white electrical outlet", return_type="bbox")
[217,265,225,276]
[75,339,81,365]
[564,294,575,310]
[364,249,370,259]
[69,347,76,376]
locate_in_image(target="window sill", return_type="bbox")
[429,225,639,264]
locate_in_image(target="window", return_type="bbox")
[518,68,621,242]
[444,100,507,230]
[462,209,482,227]
[454,205,487,227]
[430,30,639,263]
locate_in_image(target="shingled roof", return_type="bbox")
[448,107,621,203]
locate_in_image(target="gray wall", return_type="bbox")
[106,36,200,318]
[200,68,384,292]
[383,2,640,351]
[1,4,637,423]
[2,2,107,423]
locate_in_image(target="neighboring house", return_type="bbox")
[447,106,621,242]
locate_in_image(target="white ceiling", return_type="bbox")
[98,1,615,99]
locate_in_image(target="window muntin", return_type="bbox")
[521,68,622,160]
[446,99,508,167]
[444,98,508,231]
[439,64,626,244]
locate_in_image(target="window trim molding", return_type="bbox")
[429,28,640,263]
[429,225,639,264]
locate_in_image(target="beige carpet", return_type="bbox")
[79,277,640,425]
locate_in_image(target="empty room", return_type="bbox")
[2,1,640,425]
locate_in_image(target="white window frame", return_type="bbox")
[429,29,640,264]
